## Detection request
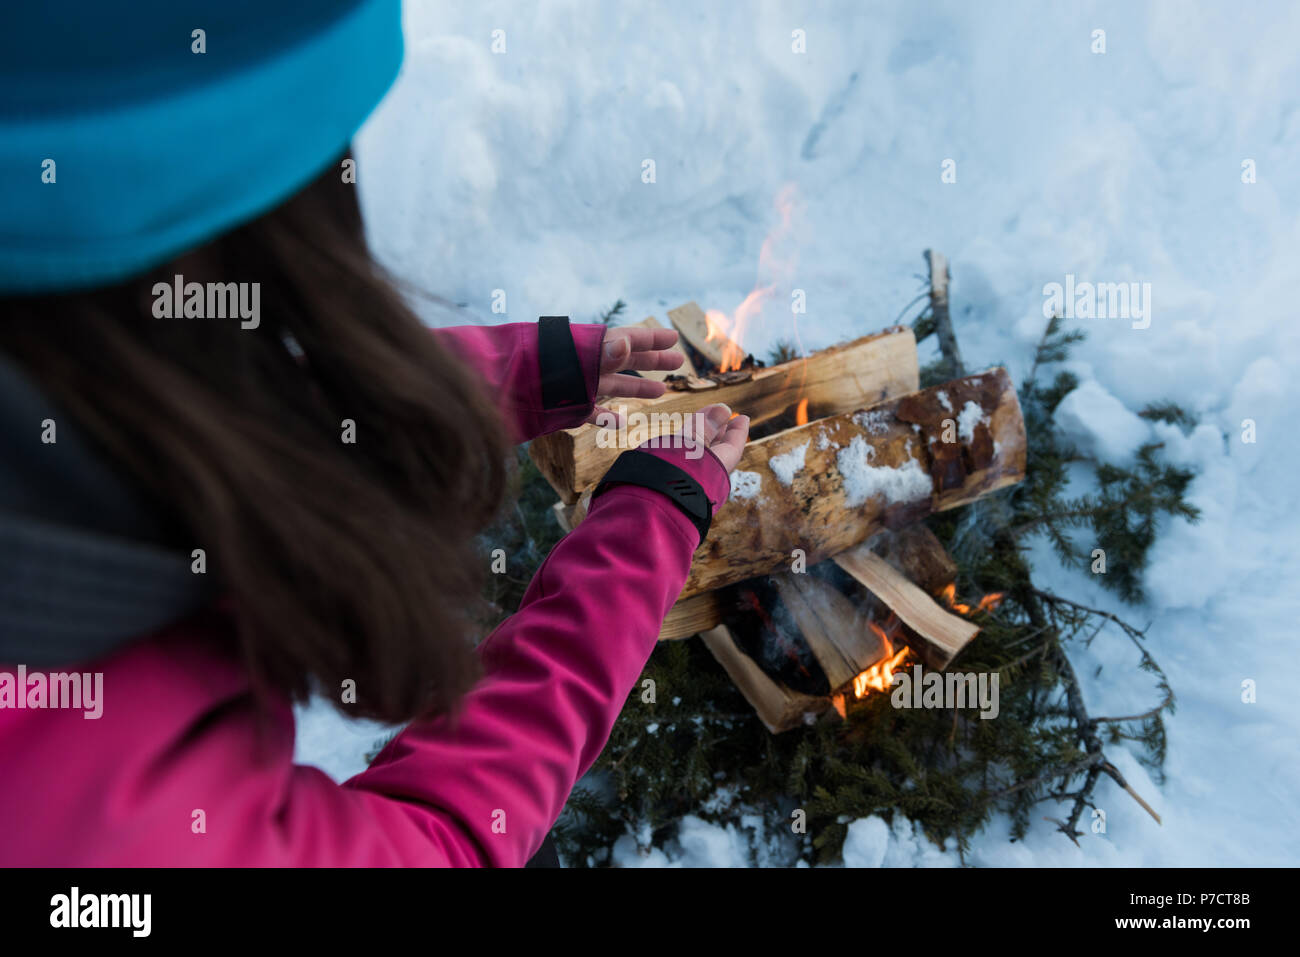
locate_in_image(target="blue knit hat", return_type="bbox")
[0,0,403,294]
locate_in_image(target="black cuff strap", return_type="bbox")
[537,315,589,410]
[592,449,713,544]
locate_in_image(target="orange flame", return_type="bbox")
[832,588,1004,720]
[795,398,809,426]
[938,583,1005,616]
[703,184,802,373]
[853,631,912,698]
[834,624,916,719]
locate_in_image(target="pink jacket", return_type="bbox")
[0,321,730,866]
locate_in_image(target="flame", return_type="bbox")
[831,588,1005,719]
[938,583,1005,616]
[703,184,803,373]
[852,631,912,698]
[837,622,916,716]
[795,398,809,426]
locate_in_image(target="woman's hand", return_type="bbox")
[585,326,686,424]
[693,403,749,472]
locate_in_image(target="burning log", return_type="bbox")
[832,544,978,670]
[769,573,884,691]
[529,322,919,503]
[653,524,960,642]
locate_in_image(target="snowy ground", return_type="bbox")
[296,0,1300,866]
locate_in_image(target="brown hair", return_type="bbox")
[0,159,508,722]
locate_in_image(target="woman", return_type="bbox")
[0,1,748,865]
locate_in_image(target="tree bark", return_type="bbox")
[601,365,1027,599]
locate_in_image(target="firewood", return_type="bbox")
[655,527,954,641]
[529,324,920,503]
[864,524,958,596]
[832,544,978,670]
[675,367,1025,597]
[770,574,885,690]
[627,316,696,382]
[699,625,832,733]
[568,366,1022,599]
[658,590,722,641]
[666,302,741,371]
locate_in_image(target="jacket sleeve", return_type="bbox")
[432,319,607,443]
[342,443,731,865]
[0,444,732,867]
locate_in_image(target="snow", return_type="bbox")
[955,400,986,445]
[612,815,753,868]
[729,469,762,501]
[852,410,891,435]
[841,817,890,868]
[1053,379,1152,464]
[767,441,809,486]
[836,436,932,508]
[288,0,1300,868]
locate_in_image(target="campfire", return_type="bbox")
[531,287,1026,732]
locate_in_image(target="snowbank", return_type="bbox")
[290,0,1300,868]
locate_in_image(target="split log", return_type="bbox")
[628,316,696,382]
[770,574,884,691]
[659,590,722,641]
[529,324,919,503]
[833,544,978,670]
[863,524,958,596]
[699,625,832,733]
[656,523,958,641]
[666,302,741,371]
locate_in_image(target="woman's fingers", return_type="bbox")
[708,413,750,472]
[600,328,685,376]
[596,372,667,401]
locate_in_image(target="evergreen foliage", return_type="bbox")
[476,302,1197,865]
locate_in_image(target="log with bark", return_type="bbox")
[567,366,1026,600]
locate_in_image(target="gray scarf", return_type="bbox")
[0,352,212,665]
